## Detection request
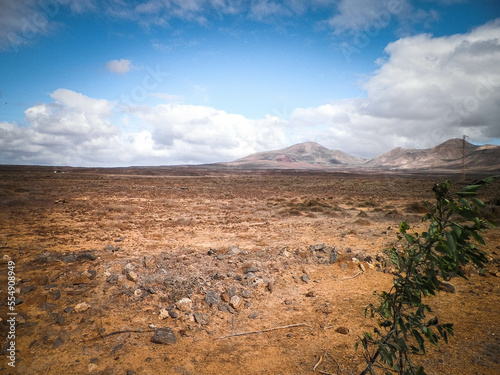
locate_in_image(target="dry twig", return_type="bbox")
[313,352,324,371]
[341,271,362,281]
[215,323,308,340]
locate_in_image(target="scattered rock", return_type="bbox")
[359,264,366,273]
[241,289,252,299]
[336,326,350,335]
[168,310,179,319]
[194,312,210,325]
[329,247,338,264]
[106,275,118,284]
[226,246,241,257]
[205,290,221,307]
[151,328,177,345]
[229,296,242,309]
[439,282,456,293]
[221,293,230,302]
[63,307,74,314]
[74,302,90,313]
[305,291,315,298]
[301,275,310,283]
[176,298,193,312]
[248,312,258,319]
[126,271,138,283]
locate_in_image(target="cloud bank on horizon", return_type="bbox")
[0,0,499,167]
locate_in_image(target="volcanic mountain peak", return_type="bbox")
[230,141,367,169]
[281,141,329,153]
[220,139,500,172]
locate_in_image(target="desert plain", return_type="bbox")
[0,165,499,375]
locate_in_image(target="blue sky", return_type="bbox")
[1,0,499,166]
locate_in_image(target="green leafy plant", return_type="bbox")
[357,176,497,375]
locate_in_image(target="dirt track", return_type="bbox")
[0,166,499,374]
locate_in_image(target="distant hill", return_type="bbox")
[224,142,367,169]
[366,138,500,172]
[218,139,500,173]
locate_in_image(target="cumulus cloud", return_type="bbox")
[287,19,500,157]
[2,19,499,166]
[0,89,286,166]
[106,59,136,74]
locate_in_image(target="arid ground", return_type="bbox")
[0,166,499,375]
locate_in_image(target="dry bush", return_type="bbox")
[358,198,379,208]
[94,204,137,216]
[405,201,429,213]
[278,197,343,217]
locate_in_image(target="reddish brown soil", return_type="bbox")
[0,166,499,375]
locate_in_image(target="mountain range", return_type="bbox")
[218,139,500,173]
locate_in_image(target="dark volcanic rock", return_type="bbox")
[151,328,177,345]
[205,290,220,307]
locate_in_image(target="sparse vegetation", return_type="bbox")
[357,177,497,375]
[1,167,498,375]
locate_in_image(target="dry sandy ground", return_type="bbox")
[0,166,499,375]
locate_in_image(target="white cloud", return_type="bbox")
[2,20,499,166]
[285,19,500,157]
[106,59,136,74]
[0,89,286,166]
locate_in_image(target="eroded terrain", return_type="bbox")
[0,166,499,374]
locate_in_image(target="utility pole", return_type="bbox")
[462,135,468,180]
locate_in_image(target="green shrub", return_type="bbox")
[357,176,497,375]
